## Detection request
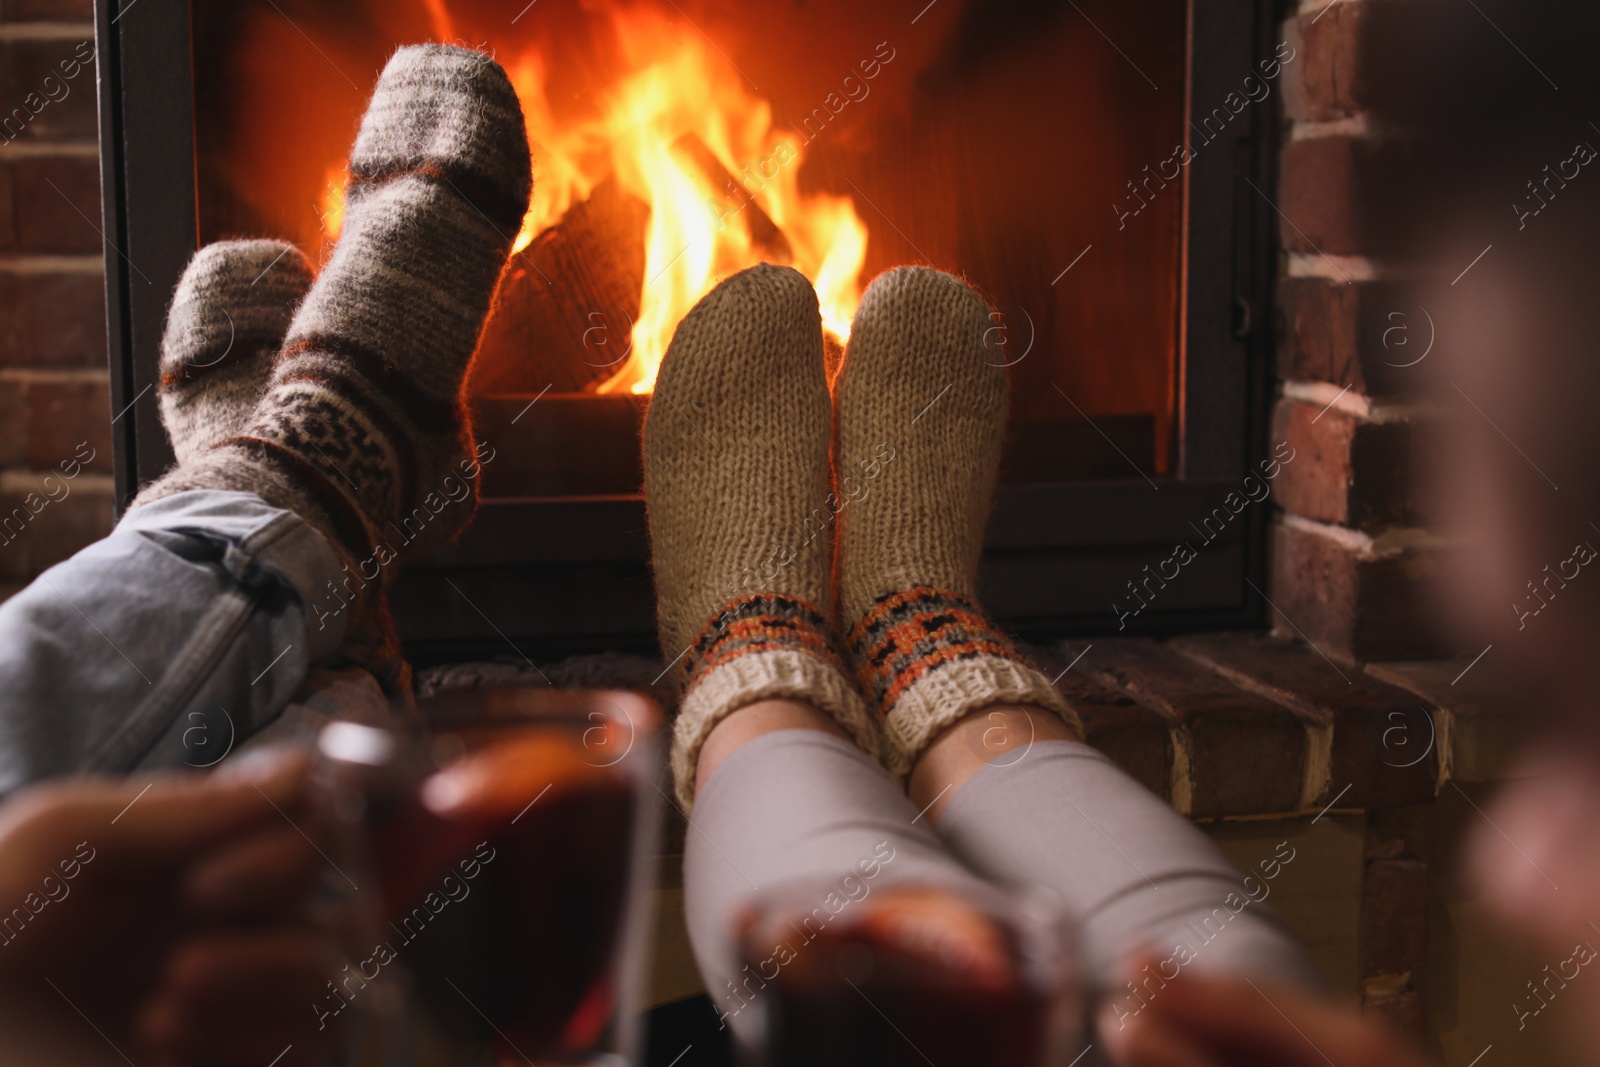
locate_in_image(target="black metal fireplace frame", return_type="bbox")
[96,0,1283,662]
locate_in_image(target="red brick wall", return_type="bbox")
[1270,0,1446,664]
[0,0,113,600]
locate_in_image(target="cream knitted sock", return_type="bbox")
[137,44,531,567]
[643,264,881,810]
[835,267,1081,779]
[156,240,313,466]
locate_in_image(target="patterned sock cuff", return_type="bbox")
[848,586,1082,777]
[671,594,881,810]
[681,593,846,692]
[223,435,381,566]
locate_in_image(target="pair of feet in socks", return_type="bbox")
[645,262,1100,1049]
[145,45,533,689]
[645,262,1082,805]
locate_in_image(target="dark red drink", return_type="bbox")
[318,689,660,1061]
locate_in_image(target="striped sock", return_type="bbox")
[683,593,848,688]
[138,44,532,568]
[848,586,1045,717]
[155,240,313,466]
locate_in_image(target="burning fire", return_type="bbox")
[324,4,870,395]
[507,6,869,393]
[319,166,347,243]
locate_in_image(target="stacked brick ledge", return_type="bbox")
[1027,632,1506,822]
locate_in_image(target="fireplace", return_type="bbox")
[96,0,1283,661]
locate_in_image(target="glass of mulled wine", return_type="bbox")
[314,689,661,1064]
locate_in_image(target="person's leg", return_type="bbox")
[645,266,1006,1044]
[916,711,1320,993]
[0,240,328,791]
[645,262,881,808]
[156,236,413,697]
[0,488,347,794]
[833,267,1318,996]
[156,239,315,470]
[687,705,1009,1032]
[0,45,531,793]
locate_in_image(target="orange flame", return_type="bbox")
[506,7,868,393]
[305,6,865,394]
[420,0,456,43]
[319,165,348,244]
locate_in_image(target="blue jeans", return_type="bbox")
[0,490,364,794]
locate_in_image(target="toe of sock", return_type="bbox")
[185,239,314,289]
[352,44,533,232]
[858,266,988,327]
[684,262,819,334]
[655,263,823,399]
[846,266,1001,393]
[169,240,314,320]
[160,240,313,384]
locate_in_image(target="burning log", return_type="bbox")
[470,175,649,395]
[471,133,801,398]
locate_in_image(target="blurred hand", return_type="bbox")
[1468,741,1600,957]
[1464,740,1600,1065]
[1098,967,1435,1067]
[0,753,348,1066]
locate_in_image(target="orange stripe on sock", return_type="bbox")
[848,586,1028,721]
[681,593,845,694]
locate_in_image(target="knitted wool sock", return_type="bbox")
[136,44,532,567]
[835,267,1080,778]
[643,264,881,810]
[156,240,314,466]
